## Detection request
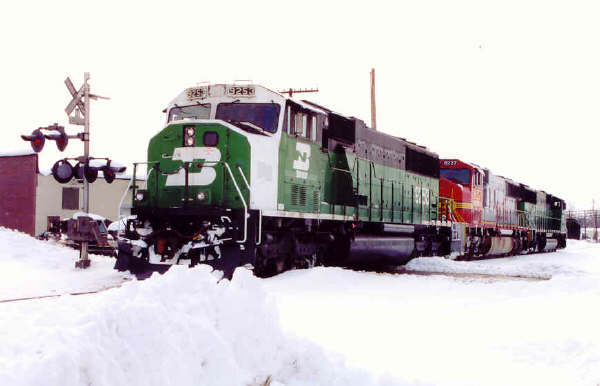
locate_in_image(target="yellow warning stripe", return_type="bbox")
[454,202,473,209]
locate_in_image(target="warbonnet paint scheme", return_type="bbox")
[114,83,566,278]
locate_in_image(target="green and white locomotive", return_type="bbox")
[115,83,447,277]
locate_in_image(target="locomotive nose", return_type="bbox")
[138,122,250,210]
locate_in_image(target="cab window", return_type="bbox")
[440,168,471,185]
[216,103,280,133]
[168,104,211,122]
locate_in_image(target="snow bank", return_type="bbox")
[405,256,552,279]
[0,265,404,386]
[0,227,128,300]
[0,149,35,157]
[0,227,406,386]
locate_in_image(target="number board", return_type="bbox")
[186,87,208,101]
[226,86,255,97]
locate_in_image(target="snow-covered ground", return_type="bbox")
[0,228,398,386]
[2,226,600,385]
[0,228,129,300]
[264,241,600,385]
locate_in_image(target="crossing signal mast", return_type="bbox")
[20,72,123,269]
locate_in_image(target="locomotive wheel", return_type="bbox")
[253,249,291,278]
[114,250,133,272]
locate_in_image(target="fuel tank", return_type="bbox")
[484,236,514,256]
[541,238,558,252]
[344,235,415,266]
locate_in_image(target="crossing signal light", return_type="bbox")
[73,162,85,181]
[21,129,46,152]
[102,160,126,184]
[84,162,98,183]
[44,124,69,151]
[85,160,127,183]
[51,159,74,183]
[67,160,98,183]
[104,166,116,183]
[51,158,126,184]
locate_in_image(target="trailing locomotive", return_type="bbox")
[439,159,566,259]
[114,83,566,277]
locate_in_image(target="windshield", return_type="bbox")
[440,168,471,185]
[216,103,280,133]
[168,104,211,122]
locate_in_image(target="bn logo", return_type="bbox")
[292,142,311,179]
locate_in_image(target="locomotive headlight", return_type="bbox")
[197,192,206,201]
[183,125,196,147]
[136,192,145,201]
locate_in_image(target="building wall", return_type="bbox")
[35,175,132,235]
[0,154,38,235]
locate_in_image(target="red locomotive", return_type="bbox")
[439,159,565,259]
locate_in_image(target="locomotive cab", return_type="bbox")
[117,84,287,276]
[439,159,484,225]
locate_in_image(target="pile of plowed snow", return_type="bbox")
[0,228,405,386]
[0,227,129,300]
[405,256,552,279]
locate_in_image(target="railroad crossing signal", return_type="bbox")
[19,72,111,270]
[21,128,45,152]
[21,124,70,152]
[64,77,86,121]
[51,158,126,184]
[44,124,69,151]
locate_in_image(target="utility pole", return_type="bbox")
[370,68,377,130]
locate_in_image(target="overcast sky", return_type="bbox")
[2,0,599,209]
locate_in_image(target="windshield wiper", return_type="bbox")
[225,120,271,136]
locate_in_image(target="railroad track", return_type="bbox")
[0,264,550,304]
[0,282,128,304]
[395,267,551,281]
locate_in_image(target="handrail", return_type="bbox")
[119,165,153,232]
[117,172,134,230]
[236,165,260,245]
[223,162,248,244]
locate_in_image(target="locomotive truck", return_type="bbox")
[114,83,566,277]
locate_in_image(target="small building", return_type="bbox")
[0,152,133,236]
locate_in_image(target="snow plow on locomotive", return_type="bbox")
[114,83,566,278]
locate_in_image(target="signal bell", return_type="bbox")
[21,129,46,153]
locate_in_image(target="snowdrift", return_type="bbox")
[0,227,128,300]
[0,228,404,386]
[0,266,401,386]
